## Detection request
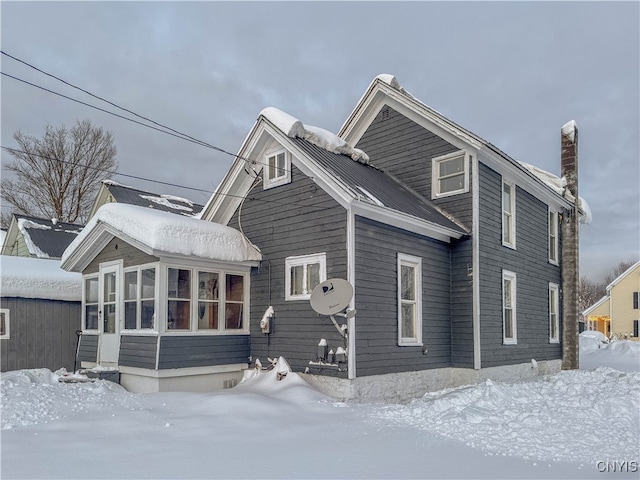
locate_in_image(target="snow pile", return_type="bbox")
[0,255,81,301]
[62,203,261,265]
[260,107,369,164]
[579,330,609,353]
[139,194,194,212]
[562,120,577,143]
[1,368,130,430]
[518,161,592,224]
[376,368,639,467]
[581,338,640,373]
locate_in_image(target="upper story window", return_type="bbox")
[548,209,559,264]
[398,253,423,346]
[285,253,326,300]
[431,151,469,199]
[549,283,560,343]
[263,149,291,189]
[0,309,10,339]
[502,270,517,344]
[84,276,99,331]
[124,266,156,330]
[502,181,516,248]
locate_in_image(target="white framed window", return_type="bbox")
[548,209,559,264]
[0,309,10,339]
[285,253,326,300]
[263,149,291,189]
[165,266,249,333]
[83,276,100,331]
[502,181,516,248]
[549,283,559,343]
[502,270,517,344]
[431,150,470,198]
[123,266,156,331]
[398,253,423,346]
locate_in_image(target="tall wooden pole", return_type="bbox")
[561,120,579,370]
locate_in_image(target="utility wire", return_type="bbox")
[0,51,294,174]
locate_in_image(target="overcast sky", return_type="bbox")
[1,1,638,282]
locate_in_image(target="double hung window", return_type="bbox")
[548,210,559,264]
[432,151,469,198]
[84,276,99,330]
[502,181,516,248]
[124,267,156,330]
[503,270,517,344]
[398,253,422,346]
[167,268,191,330]
[549,283,559,343]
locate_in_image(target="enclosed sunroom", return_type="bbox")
[61,203,261,393]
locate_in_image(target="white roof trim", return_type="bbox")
[606,260,640,292]
[582,295,610,317]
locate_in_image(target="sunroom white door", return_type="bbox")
[99,263,121,365]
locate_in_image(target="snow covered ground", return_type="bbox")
[1,336,638,479]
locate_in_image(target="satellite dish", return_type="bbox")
[310,278,354,316]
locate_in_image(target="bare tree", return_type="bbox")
[1,120,117,224]
[578,276,604,314]
[603,259,637,286]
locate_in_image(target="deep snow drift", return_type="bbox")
[1,341,638,479]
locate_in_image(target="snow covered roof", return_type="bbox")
[89,180,204,219]
[61,203,261,272]
[0,215,83,259]
[260,107,369,164]
[0,256,81,301]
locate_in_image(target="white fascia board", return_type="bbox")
[157,253,259,270]
[582,295,611,316]
[606,261,640,291]
[351,200,464,243]
[478,150,573,211]
[60,222,115,272]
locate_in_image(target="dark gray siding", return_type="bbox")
[0,297,80,372]
[354,216,452,376]
[157,335,249,369]
[228,164,348,376]
[84,238,158,275]
[119,335,158,369]
[77,333,98,363]
[478,163,562,367]
[450,237,474,368]
[356,105,472,227]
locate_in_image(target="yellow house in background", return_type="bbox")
[583,261,640,340]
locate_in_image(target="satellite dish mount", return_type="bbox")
[310,279,356,338]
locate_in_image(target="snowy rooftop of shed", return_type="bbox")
[61,203,261,271]
[0,256,81,301]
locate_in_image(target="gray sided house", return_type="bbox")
[61,203,261,393]
[200,75,584,402]
[0,256,81,372]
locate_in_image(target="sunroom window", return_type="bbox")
[197,271,219,330]
[167,268,191,330]
[124,267,156,330]
[225,275,244,330]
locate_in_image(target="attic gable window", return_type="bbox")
[431,151,469,199]
[263,149,291,189]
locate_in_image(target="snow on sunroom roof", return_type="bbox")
[260,107,369,164]
[62,203,262,266]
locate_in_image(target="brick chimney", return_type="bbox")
[561,120,579,370]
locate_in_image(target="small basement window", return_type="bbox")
[264,149,291,189]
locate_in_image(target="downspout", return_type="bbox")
[472,154,481,370]
[561,120,579,370]
[346,209,356,380]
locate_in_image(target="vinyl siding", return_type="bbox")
[157,335,249,369]
[354,216,452,376]
[0,297,81,372]
[84,238,158,275]
[478,162,562,366]
[77,333,98,363]
[228,163,349,376]
[119,335,158,369]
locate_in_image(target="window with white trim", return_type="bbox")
[263,149,291,189]
[502,181,516,248]
[166,266,248,333]
[502,270,517,344]
[549,283,559,343]
[124,266,156,330]
[285,253,326,300]
[432,151,469,198]
[84,276,99,331]
[548,210,559,264]
[398,253,423,346]
[0,309,9,339]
